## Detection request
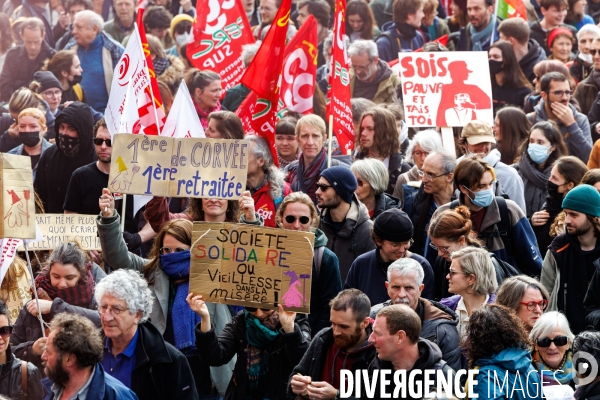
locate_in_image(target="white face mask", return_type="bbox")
[579,52,593,63]
[175,32,191,47]
[399,121,408,143]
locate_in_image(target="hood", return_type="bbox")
[372,59,393,86]
[412,337,444,370]
[314,228,328,248]
[475,347,534,373]
[484,148,501,167]
[54,102,95,160]
[521,39,545,65]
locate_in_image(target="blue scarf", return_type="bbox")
[469,15,496,51]
[160,250,200,357]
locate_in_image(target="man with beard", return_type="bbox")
[289,289,377,400]
[369,259,461,371]
[348,40,400,104]
[40,313,137,400]
[316,166,376,282]
[529,72,592,162]
[345,209,435,303]
[542,185,600,334]
[457,0,500,51]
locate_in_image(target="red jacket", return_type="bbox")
[253,181,292,227]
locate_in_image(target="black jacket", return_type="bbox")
[0,344,44,400]
[34,102,97,213]
[519,39,547,84]
[195,312,310,400]
[356,152,410,195]
[372,192,400,220]
[129,321,199,400]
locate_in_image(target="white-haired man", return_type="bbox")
[369,258,462,371]
[348,40,400,104]
[64,10,124,112]
[95,269,198,400]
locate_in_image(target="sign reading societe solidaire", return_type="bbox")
[190,222,314,312]
[17,214,99,251]
[108,134,249,199]
[0,153,35,239]
[397,52,494,128]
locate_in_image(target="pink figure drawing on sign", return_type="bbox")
[4,190,28,227]
[282,270,305,308]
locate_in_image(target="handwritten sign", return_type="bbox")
[108,134,249,199]
[190,222,314,312]
[397,52,493,128]
[17,214,100,251]
[0,153,35,238]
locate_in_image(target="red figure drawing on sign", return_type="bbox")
[436,61,492,126]
[4,190,29,227]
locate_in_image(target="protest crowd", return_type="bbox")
[7,0,600,397]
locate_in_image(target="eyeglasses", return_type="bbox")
[548,90,573,97]
[0,325,13,337]
[99,304,127,315]
[536,336,569,348]
[413,151,428,158]
[429,242,451,255]
[245,307,271,312]
[590,49,600,56]
[357,179,366,187]
[159,246,189,255]
[93,138,112,147]
[42,90,62,98]
[418,170,449,181]
[352,62,373,73]
[448,268,469,277]
[316,183,333,192]
[519,299,549,311]
[385,239,414,249]
[284,215,310,224]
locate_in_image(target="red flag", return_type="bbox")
[326,0,354,153]
[135,9,165,135]
[187,0,255,92]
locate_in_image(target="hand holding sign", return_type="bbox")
[239,190,256,222]
[186,293,211,333]
[278,304,296,333]
[100,188,116,217]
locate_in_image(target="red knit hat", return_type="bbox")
[547,27,573,49]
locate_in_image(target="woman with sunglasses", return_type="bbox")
[275,191,341,334]
[187,290,310,400]
[0,299,44,399]
[351,158,400,221]
[10,242,106,376]
[530,311,576,388]
[496,275,550,332]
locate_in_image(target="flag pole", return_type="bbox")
[121,195,127,232]
[489,0,500,47]
[327,114,333,168]
[23,242,46,337]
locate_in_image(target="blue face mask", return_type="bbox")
[160,250,191,276]
[527,143,552,164]
[464,186,494,208]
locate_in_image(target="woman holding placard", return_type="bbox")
[488,42,533,115]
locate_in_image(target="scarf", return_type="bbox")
[518,153,552,218]
[244,310,280,390]
[153,57,170,76]
[277,149,300,171]
[291,148,328,204]
[160,250,200,357]
[396,22,417,39]
[35,263,94,308]
[469,15,495,51]
[532,349,574,385]
[194,101,222,129]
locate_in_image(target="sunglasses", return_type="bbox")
[245,307,271,312]
[284,215,310,224]
[590,49,600,56]
[0,325,13,337]
[536,336,569,348]
[93,138,112,147]
[315,183,333,192]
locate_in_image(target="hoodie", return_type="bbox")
[473,347,543,399]
[519,39,547,84]
[34,102,97,213]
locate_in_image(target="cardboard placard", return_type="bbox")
[396,52,493,127]
[17,214,100,250]
[0,153,35,238]
[190,222,314,312]
[108,134,249,199]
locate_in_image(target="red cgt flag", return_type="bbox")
[326,0,354,153]
[187,0,255,92]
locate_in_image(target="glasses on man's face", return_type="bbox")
[93,138,112,147]
[42,90,62,99]
[99,304,127,315]
[536,336,569,348]
[160,246,189,255]
[589,49,600,56]
[284,215,310,224]
[429,242,451,255]
[418,170,448,181]
[519,299,549,311]
[0,325,13,338]
[315,183,333,192]
[548,90,572,97]
[352,62,372,73]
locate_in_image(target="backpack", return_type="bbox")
[489,251,521,285]
[73,84,84,102]
[313,246,324,279]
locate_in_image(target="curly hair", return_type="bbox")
[49,313,103,369]
[94,269,154,322]
[275,191,320,229]
[357,107,400,159]
[467,304,530,369]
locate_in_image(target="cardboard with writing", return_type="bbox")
[190,222,314,312]
[17,214,100,251]
[0,153,35,238]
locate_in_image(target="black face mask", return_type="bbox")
[545,181,564,215]
[70,74,82,86]
[489,59,503,76]
[19,131,41,147]
[58,133,80,158]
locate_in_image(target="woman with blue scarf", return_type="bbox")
[187,292,311,400]
[97,188,263,399]
[530,311,576,389]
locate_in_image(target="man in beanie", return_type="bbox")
[345,208,435,304]
[541,184,600,334]
[317,166,376,281]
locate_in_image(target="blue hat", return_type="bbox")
[562,185,600,217]
[320,166,357,204]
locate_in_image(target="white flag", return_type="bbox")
[161,80,205,138]
[0,238,22,287]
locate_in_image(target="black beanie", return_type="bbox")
[320,166,357,204]
[373,209,413,242]
[33,71,62,93]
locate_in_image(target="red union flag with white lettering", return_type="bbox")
[327,0,354,152]
[0,238,22,287]
[187,0,255,91]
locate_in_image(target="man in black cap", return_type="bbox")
[345,209,435,304]
[317,165,376,282]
